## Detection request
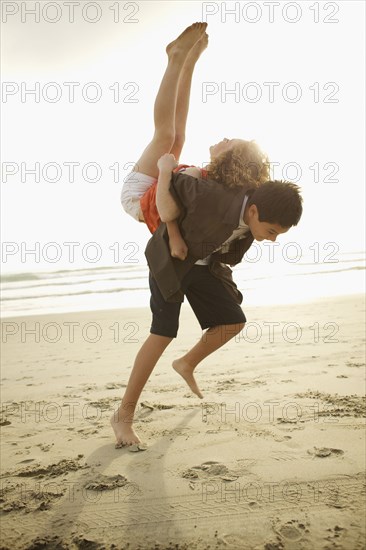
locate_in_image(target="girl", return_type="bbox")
[121,22,270,261]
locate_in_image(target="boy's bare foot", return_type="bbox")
[166,22,207,58]
[110,411,141,448]
[185,32,209,66]
[173,358,203,399]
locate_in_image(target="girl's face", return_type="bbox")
[209,138,239,159]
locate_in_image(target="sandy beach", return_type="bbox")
[1,294,365,550]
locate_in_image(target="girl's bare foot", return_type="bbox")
[185,32,209,66]
[110,409,141,448]
[166,22,207,58]
[173,358,203,399]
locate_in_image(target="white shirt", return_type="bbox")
[195,194,250,265]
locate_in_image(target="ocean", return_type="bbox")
[1,250,365,318]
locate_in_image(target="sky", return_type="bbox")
[1,0,365,273]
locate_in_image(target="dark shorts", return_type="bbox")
[149,265,246,338]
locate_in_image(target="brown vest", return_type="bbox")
[145,172,255,303]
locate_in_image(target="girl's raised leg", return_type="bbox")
[170,32,209,161]
[133,22,207,179]
[166,32,209,259]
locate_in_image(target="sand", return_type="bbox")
[0,294,365,550]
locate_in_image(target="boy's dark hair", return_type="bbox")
[247,180,303,227]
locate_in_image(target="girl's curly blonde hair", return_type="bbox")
[206,140,270,189]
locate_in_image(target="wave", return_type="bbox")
[0,264,144,284]
[1,251,365,317]
[1,286,147,302]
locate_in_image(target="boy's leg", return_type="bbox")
[111,272,182,446]
[170,32,209,161]
[111,333,173,446]
[133,23,207,179]
[173,323,245,398]
[172,265,247,397]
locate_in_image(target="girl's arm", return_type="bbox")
[156,154,181,222]
[157,165,188,258]
[166,219,188,260]
[156,154,202,222]
[157,155,204,260]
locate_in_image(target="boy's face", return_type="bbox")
[244,204,289,242]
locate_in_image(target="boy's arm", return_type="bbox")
[156,154,181,222]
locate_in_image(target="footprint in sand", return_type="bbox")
[277,523,304,541]
[83,473,129,491]
[272,519,308,544]
[307,446,344,458]
[11,455,88,478]
[182,461,239,484]
[278,525,302,540]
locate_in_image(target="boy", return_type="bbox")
[112,23,303,448]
